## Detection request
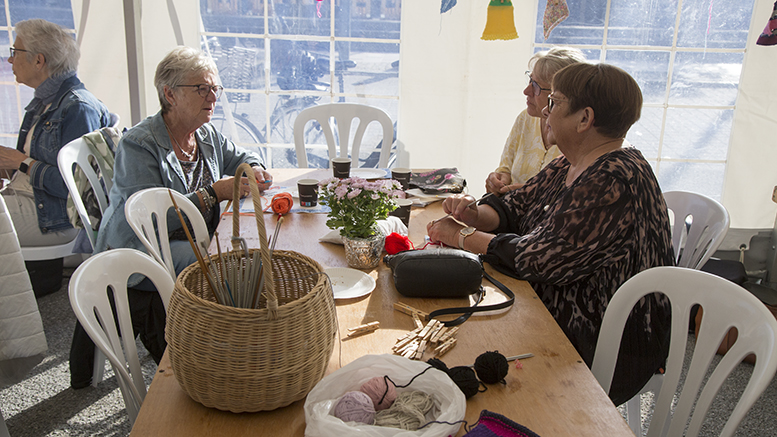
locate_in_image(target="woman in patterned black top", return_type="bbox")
[427,63,674,405]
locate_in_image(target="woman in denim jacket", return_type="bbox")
[0,19,110,247]
[83,47,271,385]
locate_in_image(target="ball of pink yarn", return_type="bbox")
[333,391,376,424]
[359,376,397,411]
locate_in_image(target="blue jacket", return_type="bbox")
[16,75,111,233]
[94,111,263,258]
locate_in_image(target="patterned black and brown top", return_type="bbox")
[481,146,674,405]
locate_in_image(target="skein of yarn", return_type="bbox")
[360,376,397,411]
[426,358,449,373]
[447,366,481,399]
[374,390,434,431]
[270,192,293,215]
[385,232,413,254]
[474,351,509,384]
[333,391,376,425]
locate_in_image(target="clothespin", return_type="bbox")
[346,321,380,337]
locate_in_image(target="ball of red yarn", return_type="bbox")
[385,232,413,255]
[271,192,293,215]
[333,391,376,424]
[359,376,397,411]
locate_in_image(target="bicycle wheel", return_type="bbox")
[211,109,268,163]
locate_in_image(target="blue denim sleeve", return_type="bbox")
[28,100,107,199]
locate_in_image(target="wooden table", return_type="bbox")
[130,168,633,436]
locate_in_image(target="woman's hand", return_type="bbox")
[211,177,250,201]
[426,217,463,248]
[252,165,273,192]
[441,194,480,225]
[485,172,512,195]
[0,147,28,171]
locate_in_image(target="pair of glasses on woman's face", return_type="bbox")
[525,71,551,96]
[9,47,28,58]
[547,96,569,113]
[176,84,224,99]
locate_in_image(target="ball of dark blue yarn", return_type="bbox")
[474,351,509,384]
[426,357,449,373]
[447,366,480,399]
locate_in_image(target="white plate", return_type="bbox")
[349,168,387,179]
[324,267,376,300]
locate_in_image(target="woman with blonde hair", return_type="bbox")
[485,47,587,195]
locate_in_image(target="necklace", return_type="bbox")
[164,120,197,161]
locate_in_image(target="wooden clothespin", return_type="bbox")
[346,321,380,337]
[393,302,429,320]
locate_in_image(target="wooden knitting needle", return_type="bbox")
[168,189,218,302]
[432,192,493,224]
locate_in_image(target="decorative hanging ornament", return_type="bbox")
[543,0,570,40]
[757,1,777,46]
[481,0,518,41]
[441,0,457,14]
[316,0,323,18]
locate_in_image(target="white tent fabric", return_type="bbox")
[72,0,777,229]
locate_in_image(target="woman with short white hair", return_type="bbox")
[0,18,111,247]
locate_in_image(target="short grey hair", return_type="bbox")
[154,46,219,113]
[14,19,79,78]
[529,47,588,85]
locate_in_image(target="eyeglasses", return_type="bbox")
[9,47,28,58]
[176,84,224,99]
[547,96,569,113]
[525,71,551,96]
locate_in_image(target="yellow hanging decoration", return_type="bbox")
[481,0,519,41]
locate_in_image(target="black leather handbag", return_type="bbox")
[383,248,515,326]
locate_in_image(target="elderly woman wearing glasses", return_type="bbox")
[1,19,110,248]
[485,47,586,195]
[92,46,271,369]
[429,63,674,406]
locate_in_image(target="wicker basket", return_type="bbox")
[165,164,337,412]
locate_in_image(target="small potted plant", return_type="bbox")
[318,177,404,268]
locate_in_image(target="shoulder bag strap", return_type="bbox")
[428,268,516,327]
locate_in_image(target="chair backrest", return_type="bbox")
[591,267,777,437]
[293,103,393,168]
[57,137,113,250]
[663,190,730,269]
[124,187,210,280]
[68,248,174,425]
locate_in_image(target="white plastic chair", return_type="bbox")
[591,267,777,437]
[664,191,730,270]
[68,248,174,425]
[124,187,210,280]
[57,136,113,250]
[616,191,732,433]
[293,103,393,168]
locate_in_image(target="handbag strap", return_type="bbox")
[428,268,515,327]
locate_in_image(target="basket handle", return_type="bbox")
[232,163,277,316]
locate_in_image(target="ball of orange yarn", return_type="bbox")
[271,192,293,215]
[359,376,397,411]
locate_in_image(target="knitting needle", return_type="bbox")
[168,189,218,302]
[432,192,493,224]
[465,353,534,369]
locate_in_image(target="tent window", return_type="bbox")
[536,0,755,201]
[201,0,401,169]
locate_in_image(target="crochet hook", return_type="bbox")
[432,192,493,224]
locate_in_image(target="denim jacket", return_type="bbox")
[16,75,110,233]
[94,111,263,260]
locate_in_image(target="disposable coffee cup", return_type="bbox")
[389,198,413,227]
[391,167,411,191]
[332,157,351,179]
[297,179,319,207]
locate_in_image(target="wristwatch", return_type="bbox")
[18,157,34,174]
[458,226,476,250]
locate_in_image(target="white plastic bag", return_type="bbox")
[304,354,465,437]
